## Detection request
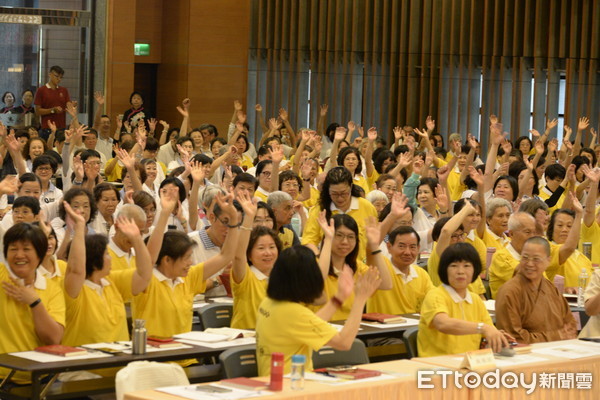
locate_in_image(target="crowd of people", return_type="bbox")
[1,65,600,381]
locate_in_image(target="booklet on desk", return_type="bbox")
[314,367,382,380]
[147,337,183,349]
[220,377,268,391]
[35,344,88,357]
[362,313,406,324]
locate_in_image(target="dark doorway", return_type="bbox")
[134,63,158,119]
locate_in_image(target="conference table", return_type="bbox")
[123,339,600,400]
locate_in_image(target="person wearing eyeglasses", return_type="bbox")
[301,167,378,262]
[427,201,487,299]
[495,236,577,344]
[34,65,71,130]
[254,160,273,202]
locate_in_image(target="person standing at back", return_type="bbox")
[34,65,71,130]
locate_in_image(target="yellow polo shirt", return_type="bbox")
[254,187,269,202]
[418,285,493,357]
[580,221,600,265]
[302,186,320,210]
[278,227,295,250]
[367,259,433,314]
[132,265,206,337]
[302,197,378,263]
[256,298,338,376]
[240,154,254,170]
[488,244,520,299]
[231,264,268,329]
[559,248,592,288]
[107,240,136,271]
[309,261,369,321]
[37,259,67,285]
[0,264,65,383]
[352,175,371,194]
[447,168,467,202]
[63,269,135,346]
[105,159,124,182]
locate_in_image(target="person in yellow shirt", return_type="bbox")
[34,222,66,284]
[302,167,378,262]
[253,160,273,201]
[132,192,241,338]
[256,246,380,376]
[231,192,282,329]
[538,164,568,213]
[310,212,392,320]
[62,192,163,347]
[418,243,513,357]
[267,191,299,250]
[328,126,372,194]
[107,204,147,271]
[483,198,512,248]
[0,223,65,383]
[427,201,486,297]
[548,208,591,291]
[367,226,433,314]
[581,165,600,265]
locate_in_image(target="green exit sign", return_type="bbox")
[134,43,150,56]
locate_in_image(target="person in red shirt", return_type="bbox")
[34,65,71,130]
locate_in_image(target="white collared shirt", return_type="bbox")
[256,186,270,198]
[84,278,111,296]
[37,258,62,279]
[153,268,184,289]
[6,264,46,290]
[392,263,419,284]
[330,196,359,214]
[442,283,473,304]
[487,228,509,246]
[250,266,268,281]
[109,237,135,261]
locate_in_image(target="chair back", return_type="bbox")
[218,345,258,378]
[199,303,233,329]
[115,360,189,400]
[312,338,369,369]
[402,326,419,358]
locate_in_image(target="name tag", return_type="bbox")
[459,348,496,370]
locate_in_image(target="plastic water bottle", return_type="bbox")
[132,319,147,355]
[578,268,589,308]
[291,214,302,238]
[290,354,306,390]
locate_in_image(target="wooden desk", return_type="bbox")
[0,343,228,400]
[123,359,468,400]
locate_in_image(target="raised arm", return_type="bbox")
[365,216,393,290]
[484,120,503,193]
[316,104,328,138]
[116,148,143,192]
[327,127,347,169]
[279,108,296,145]
[255,104,268,133]
[558,193,583,265]
[116,217,152,295]
[188,160,205,231]
[582,165,600,227]
[270,144,284,192]
[92,92,104,130]
[316,210,335,279]
[177,99,190,137]
[573,117,589,157]
[231,191,257,283]
[158,120,170,146]
[147,187,178,264]
[364,127,377,178]
[202,193,241,279]
[467,167,486,237]
[435,200,475,257]
[63,202,87,298]
[5,133,27,176]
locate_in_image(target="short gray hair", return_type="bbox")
[201,185,226,211]
[366,190,389,205]
[267,191,293,209]
[117,204,147,225]
[508,212,535,232]
[486,198,513,219]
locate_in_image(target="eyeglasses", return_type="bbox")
[329,190,350,198]
[334,232,357,242]
[451,232,467,240]
[282,182,299,189]
[260,171,272,178]
[521,255,545,264]
[36,166,53,172]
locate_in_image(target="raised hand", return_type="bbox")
[255,104,263,113]
[300,159,313,180]
[182,98,191,110]
[435,184,450,212]
[233,100,243,111]
[468,166,484,186]
[489,115,498,125]
[334,126,347,141]
[116,116,123,131]
[159,120,169,131]
[148,118,157,132]
[317,210,336,239]
[94,91,105,105]
[5,134,20,153]
[548,138,558,153]
[48,120,57,134]
[563,125,572,140]
[0,175,18,196]
[570,191,583,214]
[390,192,410,217]
[136,129,147,150]
[354,266,382,300]
[529,129,540,138]
[578,117,590,131]
[500,138,512,155]
[367,127,378,141]
[115,216,142,240]
[116,147,136,170]
[159,186,178,215]
[268,118,281,131]
[64,201,86,226]
[176,105,189,118]
[335,264,355,302]
[65,101,78,118]
[534,138,545,154]
[72,154,84,181]
[413,128,428,139]
[546,118,558,131]
[347,121,356,132]
[237,190,258,220]
[426,115,435,132]
[319,104,328,117]
[278,108,288,121]
[365,216,382,249]
[237,111,247,124]
[467,135,478,149]
[393,126,403,141]
[84,159,100,182]
[269,144,284,164]
[190,160,205,183]
[357,126,364,138]
[437,164,450,184]
[398,152,413,170]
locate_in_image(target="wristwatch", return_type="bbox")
[50,108,55,114]
[476,322,484,334]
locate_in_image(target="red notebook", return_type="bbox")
[147,338,182,348]
[314,367,382,380]
[220,377,268,391]
[362,313,406,324]
[35,345,88,357]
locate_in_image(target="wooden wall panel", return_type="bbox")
[105,0,136,120]
[134,0,163,64]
